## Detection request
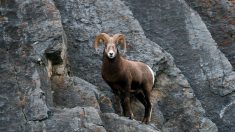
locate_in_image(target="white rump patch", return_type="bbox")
[147,65,155,84]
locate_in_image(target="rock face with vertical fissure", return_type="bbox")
[1,0,233,131]
[125,0,235,131]
[185,0,235,68]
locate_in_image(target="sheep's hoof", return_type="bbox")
[129,113,134,120]
[142,117,150,124]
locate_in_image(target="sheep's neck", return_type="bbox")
[102,52,124,81]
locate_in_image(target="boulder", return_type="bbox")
[101,113,160,132]
[27,107,106,132]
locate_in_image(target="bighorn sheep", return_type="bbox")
[94,33,155,123]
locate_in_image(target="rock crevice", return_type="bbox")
[2,0,234,131]
[125,0,235,131]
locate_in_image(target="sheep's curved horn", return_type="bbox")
[93,33,110,50]
[113,34,127,53]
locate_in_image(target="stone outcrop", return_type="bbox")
[101,113,160,132]
[1,0,233,131]
[125,0,235,131]
[27,107,106,132]
[185,0,235,67]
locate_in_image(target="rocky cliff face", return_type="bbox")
[125,0,235,131]
[0,0,233,132]
[185,0,235,67]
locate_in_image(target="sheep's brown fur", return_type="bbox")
[94,33,154,124]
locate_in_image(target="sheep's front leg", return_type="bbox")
[121,92,134,119]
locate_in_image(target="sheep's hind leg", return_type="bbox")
[135,92,147,117]
[120,99,126,117]
[142,88,152,124]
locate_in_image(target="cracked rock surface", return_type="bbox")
[125,0,235,131]
[185,0,235,67]
[0,0,233,131]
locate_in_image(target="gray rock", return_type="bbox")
[2,0,228,131]
[185,7,235,96]
[185,0,235,67]
[52,76,100,109]
[101,113,160,132]
[51,76,116,113]
[25,70,49,121]
[27,107,106,132]
[54,0,217,131]
[0,0,60,130]
[220,100,235,132]
[125,0,234,131]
